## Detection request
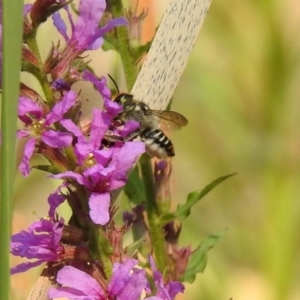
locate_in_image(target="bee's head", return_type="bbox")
[114,93,133,105]
[114,93,136,112]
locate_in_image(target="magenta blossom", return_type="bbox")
[51,0,128,78]
[48,259,147,300]
[11,188,65,274]
[53,140,145,225]
[10,218,64,274]
[18,90,77,176]
[56,105,145,225]
[147,256,184,300]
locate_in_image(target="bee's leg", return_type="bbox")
[123,130,141,142]
[103,130,140,147]
[102,134,123,147]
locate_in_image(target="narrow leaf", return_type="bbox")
[161,173,237,224]
[182,229,227,283]
[126,237,145,257]
[176,173,236,220]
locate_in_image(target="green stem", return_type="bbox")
[25,29,54,105]
[0,1,23,299]
[110,0,167,271]
[140,155,168,272]
[110,0,137,90]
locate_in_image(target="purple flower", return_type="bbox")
[53,140,145,225]
[147,256,185,300]
[10,218,64,274]
[48,259,147,300]
[51,0,128,78]
[57,107,145,225]
[18,91,77,176]
[61,108,112,164]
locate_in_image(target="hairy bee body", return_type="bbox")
[114,93,187,159]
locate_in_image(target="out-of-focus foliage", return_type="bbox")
[11,1,300,300]
[172,0,300,299]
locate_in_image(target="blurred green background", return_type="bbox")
[11,0,300,299]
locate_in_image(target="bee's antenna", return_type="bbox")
[107,74,120,94]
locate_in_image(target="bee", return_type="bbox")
[113,93,188,159]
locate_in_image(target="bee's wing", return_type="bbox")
[146,110,188,130]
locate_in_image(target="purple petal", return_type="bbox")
[48,287,88,299]
[48,188,65,218]
[74,0,106,49]
[19,137,36,176]
[109,259,138,295]
[45,91,77,125]
[64,4,75,31]
[18,96,43,121]
[149,255,157,272]
[111,142,145,176]
[42,130,72,148]
[87,17,128,49]
[107,178,127,191]
[52,171,84,185]
[23,4,33,16]
[11,260,45,275]
[93,149,112,166]
[54,266,104,297]
[90,109,111,148]
[13,245,57,260]
[118,120,140,138]
[104,99,122,118]
[74,141,94,165]
[60,119,85,142]
[83,71,111,100]
[87,37,104,50]
[52,12,69,42]
[17,129,30,139]
[118,269,147,300]
[89,192,110,225]
[83,163,113,180]
[166,281,185,299]
[52,78,71,91]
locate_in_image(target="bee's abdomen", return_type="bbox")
[140,128,175,158]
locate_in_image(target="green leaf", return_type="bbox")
[132,41,152,62]
[182,229,227,283]
[124,165,145,205]
[102,39,117,51]
[0,1,24,299]
[126,237,145,257]
[161,173,236,224]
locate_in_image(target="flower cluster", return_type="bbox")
[10,0,222,299]
[10,0,186,299]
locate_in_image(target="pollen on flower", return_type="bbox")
[31,119,45,136]
[84,153,97,168]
